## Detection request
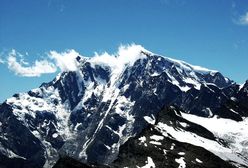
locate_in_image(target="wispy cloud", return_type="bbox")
[1,49,81,77]
[0,58,4,64]
[7,50,57,77]
[238,12,248,25]
[1,45,146,77]
[231,1,248,26]
[47,0,66,13]
[0,51,5,64]
[49,49,80,72]
[233,11,248,25]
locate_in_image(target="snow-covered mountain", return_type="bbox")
[0,45,247,168]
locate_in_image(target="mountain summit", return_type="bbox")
[0,45,247,168]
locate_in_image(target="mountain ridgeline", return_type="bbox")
[0,45,248,168]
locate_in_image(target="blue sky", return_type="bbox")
[0,0,248,102]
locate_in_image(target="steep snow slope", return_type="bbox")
[181,112,248,164]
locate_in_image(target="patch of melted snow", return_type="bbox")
[138,157,156,168]
[175,157,186,168]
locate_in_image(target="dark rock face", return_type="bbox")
[203,72,232,88]
[53,157,106,168]
[236,81,248,113]
[0,51,247,167]
[177,80,248,121]
[0,103,46,168]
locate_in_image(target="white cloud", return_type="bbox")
[7,50,57,77]
[236,12,248,25]
[49,49,80,71]
[117,44,149,66]
[3,44,149,77]
[91,44,150,71]
[240,12,248,25]
[3,49,81,77]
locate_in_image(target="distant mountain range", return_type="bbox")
[0,45,248,168]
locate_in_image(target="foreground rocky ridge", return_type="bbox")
[0,45,248,167]
[53,106,248,168]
